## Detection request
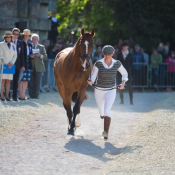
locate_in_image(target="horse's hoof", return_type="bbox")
[67,130,74,136]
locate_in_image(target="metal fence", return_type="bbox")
[39,60,175,92]
[1,59,174,94]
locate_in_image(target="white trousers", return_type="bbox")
[94,88,116,118]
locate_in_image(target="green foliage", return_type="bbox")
[56,0,175,52]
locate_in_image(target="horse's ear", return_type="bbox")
[91,29,95,37]
[81,28,85,36]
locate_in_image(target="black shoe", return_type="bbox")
[13,97,18,101]
[1,98,5,101]
[120,101,124,104]
[6,98,12,101]
[19,97,25,100]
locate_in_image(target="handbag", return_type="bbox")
[0,64,16,74]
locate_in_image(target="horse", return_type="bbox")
[54,28,95,135]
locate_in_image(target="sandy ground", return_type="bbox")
[0,89,174,175]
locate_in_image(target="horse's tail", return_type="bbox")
[72,91,78,103]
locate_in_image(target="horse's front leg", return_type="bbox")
[68,87,86,135]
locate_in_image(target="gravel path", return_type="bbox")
[0,90,173,175]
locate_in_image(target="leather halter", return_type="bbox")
[79,38,93,71]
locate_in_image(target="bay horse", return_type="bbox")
[54,29,95,135]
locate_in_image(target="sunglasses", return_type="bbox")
[13,33,19,36]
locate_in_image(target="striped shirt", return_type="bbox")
[90,58,128,88]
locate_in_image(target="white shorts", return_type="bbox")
[94,88,116,118]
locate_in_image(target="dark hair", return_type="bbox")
[12,28,20,33]
[121,41,129,47]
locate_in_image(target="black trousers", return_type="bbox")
[12,69,20,99]
[28,67,42,98]
[117,76,133,101]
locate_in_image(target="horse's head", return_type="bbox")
[79,28,95,71]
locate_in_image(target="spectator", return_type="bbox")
[55,42,64,55]
[141,47,149,85]
[28,33,47,99]
[96,37,104,48]
[117,41,133,104]
[0,31,17,101]
[48,11,60,44]
[42,39,50,51]
[140,48,149,65]
[66,32,76,47]
[151,49,162,90]
[92,46,103,64]
[47,45,56,59]
[129,47,134,54]
[47,45,56,86]
[132,44,144,85]
[11,28,25,101]
[158,43,167,87]
[165,51,175,92]
[115,39,123,52]
[18,29,33,100]
[113,47,119,60]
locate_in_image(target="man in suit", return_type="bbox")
[117,41,133,104]
[12,28,25,101]
[28,33,47,99]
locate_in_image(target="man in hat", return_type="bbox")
[11,28,25,101]
[28,33,47,99]
[117,41,133,104]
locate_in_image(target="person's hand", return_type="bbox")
[30,54,35,58]
[118,82,125,90]
[20,66,25,71]
[36,53,41,57]
[7,62,13,68]
[87,80,93,85]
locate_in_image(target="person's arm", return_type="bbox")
[20,42,25,68]
[87,63,99,85]
[0,44,9,64]
[117,64,128,83]
[151,54,154,64]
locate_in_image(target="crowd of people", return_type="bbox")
[0,28,47,101]
[1,28,175,102]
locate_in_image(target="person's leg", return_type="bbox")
[22,81,28,98]
[94,89,105,118]
[34,72,42,98]
[12,70,20,99]
[28,71,35,98]
[103,89,116,139]
[1,79,5,99]
[5,80,11,99]
[119,90,124,104]
[18,81,23,98]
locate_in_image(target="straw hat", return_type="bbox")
[2,31,14,39]
[20,29,33,36]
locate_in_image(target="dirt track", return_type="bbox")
[0,90,172,175]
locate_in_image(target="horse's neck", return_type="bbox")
[71,38,81,68]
